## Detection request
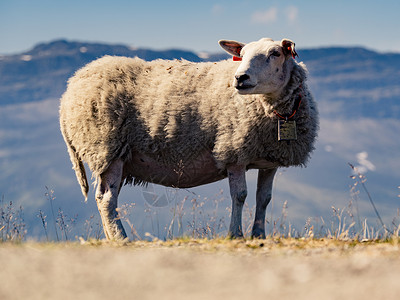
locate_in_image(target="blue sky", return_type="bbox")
[1,0,400,55]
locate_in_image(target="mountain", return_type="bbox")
[0,40,212,106]
[0,40,399,240]
[300,47,400,119]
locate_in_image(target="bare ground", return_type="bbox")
[1,238,400,300]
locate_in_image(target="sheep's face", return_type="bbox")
[219,38,297,96]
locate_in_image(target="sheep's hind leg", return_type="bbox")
[227,165,247,238]
[252,168,277,238]
[95,159,127,240]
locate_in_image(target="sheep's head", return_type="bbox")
[219,38,297,96]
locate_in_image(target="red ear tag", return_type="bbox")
[233,56,242,61]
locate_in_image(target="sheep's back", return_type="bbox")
[60,56,240,176]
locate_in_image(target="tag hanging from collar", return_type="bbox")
[233,56,242,61]
[278,120,297,141]
[274,94,302,142]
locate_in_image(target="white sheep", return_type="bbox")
[59,37,318,240]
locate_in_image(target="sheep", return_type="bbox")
[59,37,318,240]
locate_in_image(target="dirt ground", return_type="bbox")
[1,238,400,300]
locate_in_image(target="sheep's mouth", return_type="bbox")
[235,84,256,91]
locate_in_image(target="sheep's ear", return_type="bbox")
[281,39,298,59]
[219,40,245,58]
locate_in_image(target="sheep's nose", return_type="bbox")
[235,74,250,84]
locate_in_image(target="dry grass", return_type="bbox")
[1,237,400,300]
[0,197,26,242]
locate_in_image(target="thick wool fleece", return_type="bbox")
[60,56,318,187]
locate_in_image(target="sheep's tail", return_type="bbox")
[70,147,89,202]
[60,121,89,201]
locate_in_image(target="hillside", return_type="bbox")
[0,40,207,106]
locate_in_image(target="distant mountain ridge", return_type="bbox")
[1,39,399,119]
[0,39,224,106]
[299,47,400,118]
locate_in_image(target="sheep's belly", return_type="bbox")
[124,151,226,188]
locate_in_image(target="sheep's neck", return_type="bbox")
[259,87,302,118]
[273,94,302,120]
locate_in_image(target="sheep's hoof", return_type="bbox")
[228,231,244,239]
[251,228,266,239]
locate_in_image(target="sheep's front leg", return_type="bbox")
[252,168,277,238]
[95,159,127,240]
[227,165,247,238]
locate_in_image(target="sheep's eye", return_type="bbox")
[271,51,281,57]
